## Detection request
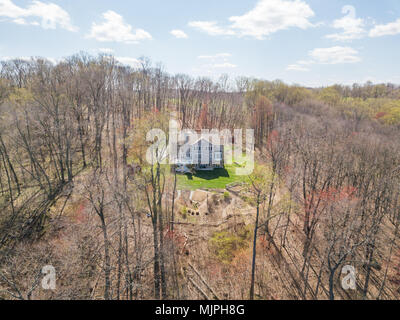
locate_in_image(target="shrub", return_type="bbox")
[180,206,188,219]
[223,191,231,202]
[241,195,256,207]
[209,227,251,263]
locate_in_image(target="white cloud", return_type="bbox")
[211,62,237,69]
[0,0,77,31]
[45,57,65,65]
[98,48,114,54]
[170,29,188,39]
[326,5,366,41]
[195,53,237,72]
[87,10,152,44]
[0,56,63,64]
[287,46,361,72]
[188,21,235,36]
[369,18,400,37]
[115,57,141,68]
[197,53,232,59]
[309,46,361,64]
[229,0,315,39]
[13,18,27,25]
[1,56,31,62]
[296,60,314,65]
[286,64,309,72]
[189,0,315,39]
[0,0,30,19]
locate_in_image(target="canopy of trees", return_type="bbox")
[1,55,400,300]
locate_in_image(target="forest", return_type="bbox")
[1,54,400,300]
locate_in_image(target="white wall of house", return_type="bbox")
[178,138,223,168]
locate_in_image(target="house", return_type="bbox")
[177,134,224,171]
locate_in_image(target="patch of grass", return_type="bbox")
[177,164,247,190]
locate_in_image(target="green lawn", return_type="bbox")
[177,164,247,190]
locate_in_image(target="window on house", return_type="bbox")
[214,152,222,161]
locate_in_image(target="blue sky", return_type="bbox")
[0,0,399,87]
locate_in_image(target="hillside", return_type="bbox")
[1,55,400,300]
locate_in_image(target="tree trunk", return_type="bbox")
[250,194,260,300]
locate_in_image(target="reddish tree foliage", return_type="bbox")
[197,103,209,129]
[252,96,273,146]
[71,200,89,224]
[301,186,358,224]
[267,130,280,150]
[318,186,358,203]
[164,229,187,253]
[375,112,387,120]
